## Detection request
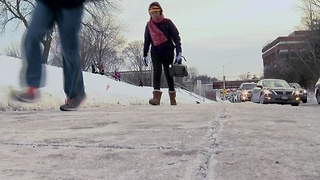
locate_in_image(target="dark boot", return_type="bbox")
[149,90,162,105]
[169,91,177,105]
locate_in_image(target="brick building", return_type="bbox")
[262,30,308,78]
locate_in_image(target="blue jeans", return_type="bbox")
[24,2,85,99]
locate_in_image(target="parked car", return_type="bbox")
[251,79,300,106]
[237,82,257,102]
[315,78,320,104]
[289,83,307,103]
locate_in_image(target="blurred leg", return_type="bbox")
[24,2,55,88]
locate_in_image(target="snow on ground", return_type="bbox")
[0,56,215,111]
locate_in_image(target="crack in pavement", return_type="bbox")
[0,141,199,151]
[194,106,225,180]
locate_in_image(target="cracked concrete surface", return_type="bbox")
[0,103,319,180]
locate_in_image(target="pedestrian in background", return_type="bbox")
[138,79,143,87]
[99,64,105,75]
[115,71,121,81]
[142,1,183,105]
[91,62,98,74]
[16,0,87,111]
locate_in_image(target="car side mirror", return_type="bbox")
[256,85,262,89]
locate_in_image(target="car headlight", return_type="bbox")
[263,89,273,95]
[242,91,248,95]
[293,90,300,95]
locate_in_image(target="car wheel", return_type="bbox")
[302,99,307,103]
[317,93,320,104]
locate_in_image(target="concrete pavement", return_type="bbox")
[0,103,319,180]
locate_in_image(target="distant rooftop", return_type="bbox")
[288,30,309,37]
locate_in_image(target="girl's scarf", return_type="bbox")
[148,14,167,46]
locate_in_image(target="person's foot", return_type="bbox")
[59,94,87,111]
[15,87,40,103]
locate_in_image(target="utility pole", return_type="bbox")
[222,62,233,100]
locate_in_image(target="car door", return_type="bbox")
[251,80,263,103]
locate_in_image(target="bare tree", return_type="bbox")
[0,0,122,64]
[299,0,320,76]
[4,43,21,58]
[184,66,218,84]
[238,72,252,80]
[83,14,125,70]
[299,0,319,30]
[122,41,144,71]
[47,35,63,67]
[49,11,126,74]
[186,66,199,81]
[0,0,53,63]
[104,50,123,73]
[0,0,34,31]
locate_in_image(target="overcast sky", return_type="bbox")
[117,0,304,79]
[0,0,303,80]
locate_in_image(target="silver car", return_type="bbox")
[289,83,307,103]
[315,78,320,104]
[251,79,300,106]
[237,82,257,102]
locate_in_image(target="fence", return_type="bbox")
[184,81,217,101]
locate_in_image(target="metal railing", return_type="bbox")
[105,74,208,102]
[106,74,136,86]
[174,82,206,102]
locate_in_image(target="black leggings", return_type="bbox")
[151,55,175,91]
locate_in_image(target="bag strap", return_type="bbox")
[181,56,187,61]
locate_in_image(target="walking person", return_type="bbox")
[138,79,143,87]
[115,71,121,81]
[99,64,105,75]
[15,0,87,111]
[142,2,183,105]
[91,62,98,74]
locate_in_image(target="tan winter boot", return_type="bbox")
[149,90,162,105]
[169,91,177,105]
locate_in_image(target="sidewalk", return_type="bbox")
[0,103,319,180]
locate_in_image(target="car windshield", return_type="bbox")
[263,80,291,88]
[242,84,256,90]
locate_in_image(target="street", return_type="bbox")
[0,102,319,180]
[299,99,319,107]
